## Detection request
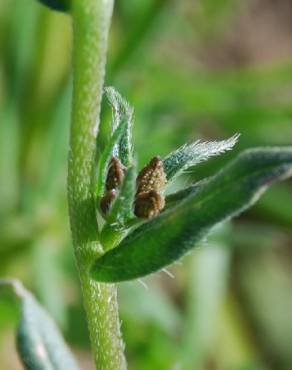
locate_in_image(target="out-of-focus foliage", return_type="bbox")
[0,279,80,370]
[1,0,292,369]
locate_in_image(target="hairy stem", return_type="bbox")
[80,270,126,370]
[68,0,126,369]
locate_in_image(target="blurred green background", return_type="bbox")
[1,0,292,369]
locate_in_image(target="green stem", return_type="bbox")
[80,271,126,370]
[68,0,126,369]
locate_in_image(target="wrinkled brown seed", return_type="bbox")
[136,156,166,194]
[106,157,126,191]
[134,190,165,219]
[134,156,167,219]
[100,155,167,219]
[100,157,126,216]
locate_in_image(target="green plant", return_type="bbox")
[1,1,292,370]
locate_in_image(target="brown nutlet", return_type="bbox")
[134,190,165,219]
[136,156,166,195]
[134,156,167,219]
[100,157,126,216]
[106,157,126,191]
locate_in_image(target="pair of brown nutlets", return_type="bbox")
[100,156,167,219]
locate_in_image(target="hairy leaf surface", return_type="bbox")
[105,87,134,166]
[163,134,239,181]
[104,165,137,226]
[101,165,137,249]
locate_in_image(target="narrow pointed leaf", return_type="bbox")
[92,147,292,282]
[0,279,80,370]
[163,134,240,181]
[101,165,137,249]
[95,118,127,198]
[105,87,134,166]
[37,0,70,12]
[105,165,137,225]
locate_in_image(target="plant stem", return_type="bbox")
[68,0,126,369]
[80,271,126,370]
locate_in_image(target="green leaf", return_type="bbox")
[0,279,80,370]
[95,118,128,199]
[104,165,137,226]
[37,0,70,12]
[164,180,208,210]
[91,147,292,282]
[100,165,138,249]
[104,87,134,166]
[163,134,240,181]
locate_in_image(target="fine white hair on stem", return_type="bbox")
[138,279,149,290]
[162,268,175,279]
